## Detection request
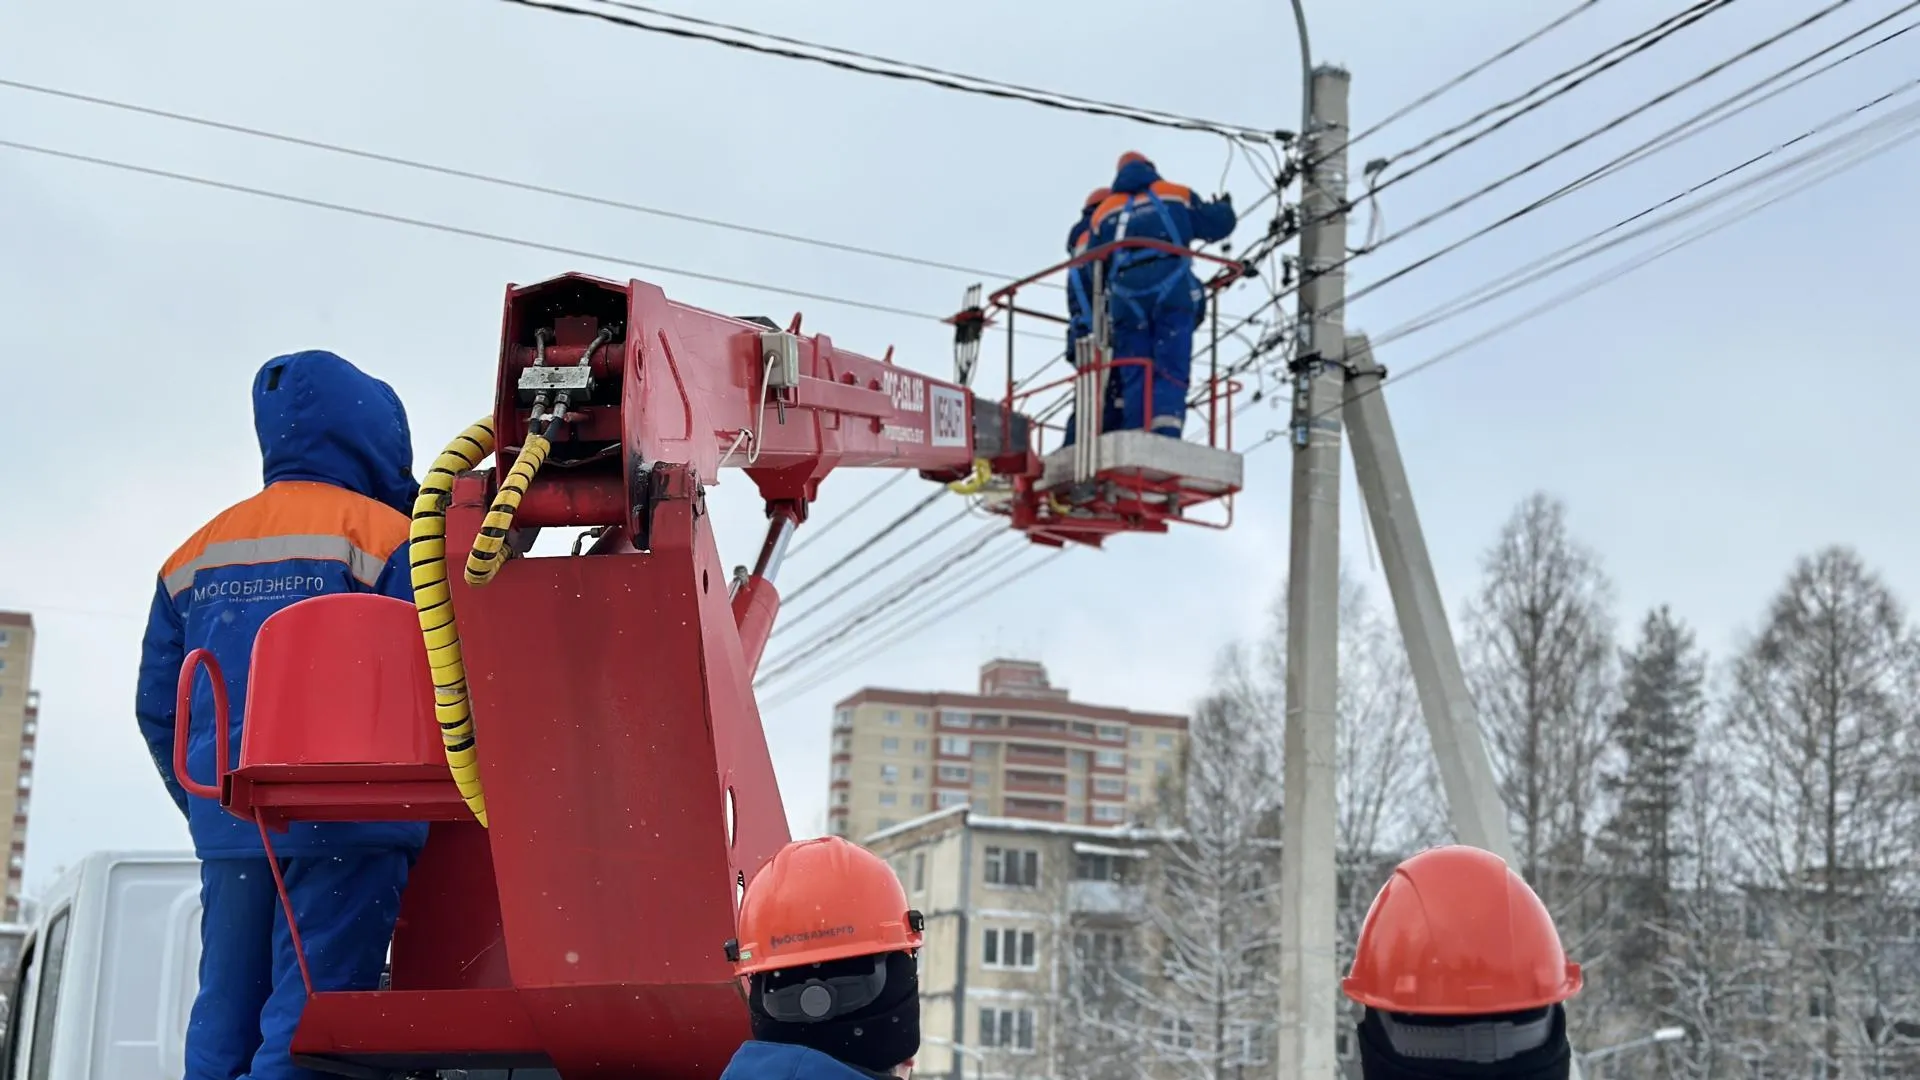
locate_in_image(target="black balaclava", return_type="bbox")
[1356,1004,1571,1080]
[748,950,919,1074]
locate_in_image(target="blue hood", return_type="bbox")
[1112,158,1161,195]
[253,350,418,514]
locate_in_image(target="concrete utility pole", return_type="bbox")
[1277,61,1350,1080]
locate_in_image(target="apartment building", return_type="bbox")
[0,614,37,921]
[865,805,1173,1080]
[826,659,1187,842]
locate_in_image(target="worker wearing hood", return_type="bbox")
[1088,152,1236,437]
[1064,185,1118,447]
[135,350,429,1080]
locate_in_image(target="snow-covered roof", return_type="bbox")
[862,804,1184,848]
[1071,841,1151,859]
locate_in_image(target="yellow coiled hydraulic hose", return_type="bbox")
[409,419,499,828]
[463,423,556,586]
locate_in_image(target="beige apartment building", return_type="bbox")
[0,614,37,922]
[826,659,1187,842]
[865,805,1173,1080]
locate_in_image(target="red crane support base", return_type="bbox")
[283,463,788,1077]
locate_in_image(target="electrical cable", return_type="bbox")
[754,521,1005,688]
[0,76,1051,287]
[1340,0,1604,150]
[1240,98,1920,455]
[757,546,1065,708]
[1332,5,1920,317]
[780,501,972,620]
[1368,0,1741,182]
[0,136,1055,340]
[494,0,1284,143]
[1364,0,1859,248]
[784,474,911,559]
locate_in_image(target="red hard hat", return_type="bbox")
[728,836,923,976]
[1084,186,1111,210]
[1117,151,1151,170]
[1342,845,1582,1015]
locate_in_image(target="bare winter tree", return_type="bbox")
[1724,546,1920,1077]
[1463,492,1617,972]
[1123,665,1282,1080]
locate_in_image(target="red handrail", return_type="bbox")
[173,647,231,802]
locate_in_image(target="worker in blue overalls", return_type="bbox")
[1087,152,1237,438]
[1062,185,1114,449]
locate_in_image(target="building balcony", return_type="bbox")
[1068,880,1147,916]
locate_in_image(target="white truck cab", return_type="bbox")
[1,851,201,1080]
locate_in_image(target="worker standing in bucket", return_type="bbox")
[1087,151,1236,438]
[1342,845,1585,1080]
[722,836,925,1080]
[1063,185,1114,448]
[134,350,429,1080]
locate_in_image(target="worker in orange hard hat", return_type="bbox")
[1342,845,1584,1080]
[1063,184,1117,447]
[721,836,926,1080]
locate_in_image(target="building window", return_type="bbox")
[939,737,971,756]
[912,739,927,753]
[1093,804,1125,823]
[1131,729,1143,745]
[913,711,931,728]
[880,764,899,784]
[910,794,925,809]
[913,852,926,891]
[880,792,898,806]
[832,733,852,755]
[1098,724,1125,742]
[829,818,849,836]
[1073,853,1129,882]
[1094,776,1125,796]
[834,708,853,731]
[831,762,849,781]
[940,710,971,728]
[1157,1018,1196,1050]
[833,790,850,806]
[0,658,7,672]
[1095,750,1124,769]
[984,846,1039,888]
[937,764,970,784]
[1068,778,1085,796]
[876,818,898,831]
[982,927,1038,969]
[936,791,968,810]
[912,766,926,780]
[882,737,900,753]
[1156,733,1174,749]
[0,630,9,646]
[1128,783,1141,800]
[972,770,991,788]
[884,710,901,726]
[979,1008,1036,1051]
[972,741,995,761]
[1155,761,1170,777]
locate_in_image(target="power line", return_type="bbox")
[754,522,1005,688]
[785,474,912,559]
[494,0,1284,143]
[1342,0,1604,149]
[1335,5,1919,315]
[0,77,1045,286]
[758,545,1063,708]
[1368,0,1740,181]
[780,499,970,618]
[1366,0,1858,244]
[0,136,1053,339]
[1244,96,1920,454]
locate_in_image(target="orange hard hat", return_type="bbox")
[726,836,924,977]
[1342,845,1582,1016]
[1083,186,1111,210]
[1117,151,1152,170]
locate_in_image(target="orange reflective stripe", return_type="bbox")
[1148,180,1193,203]
[161,481,409,595]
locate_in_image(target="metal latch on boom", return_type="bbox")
[760,330,802,423]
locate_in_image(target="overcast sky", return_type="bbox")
[4,0,1917,893]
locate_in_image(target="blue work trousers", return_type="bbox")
[187,852,413,1080]
[1110,288,1199,438]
